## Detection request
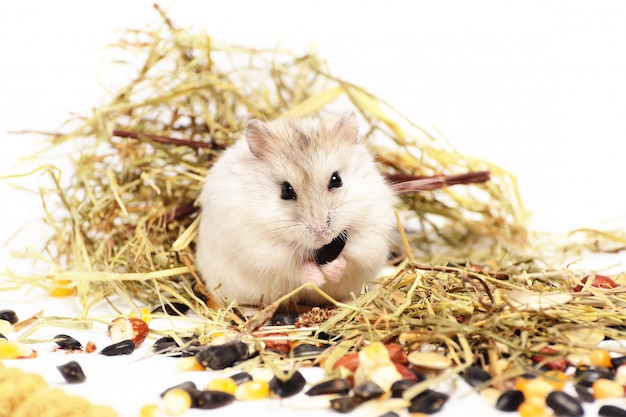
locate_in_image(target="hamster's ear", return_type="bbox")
[333,111,360,143]
[245,119,272,159]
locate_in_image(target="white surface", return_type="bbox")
[1,1,626,416]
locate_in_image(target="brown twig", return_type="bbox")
[387,170,491,194]
[111,129,225,150]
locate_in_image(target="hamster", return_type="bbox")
[195,111,396,307]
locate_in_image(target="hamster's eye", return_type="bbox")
[328,171,342,190]
[281,181,297,200]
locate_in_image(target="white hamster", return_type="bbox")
[196,111,396,307]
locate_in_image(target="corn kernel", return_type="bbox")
[518,401,549,417]
[589,349,613,368]
[592,378,624,399]
[540,370,568,391]
[517,378,554,405]
[139,404,165,417]
[129,307,152,324]
[162,388,192,415]
[50,279,76,297]
[0,340,33,359]
[235,380,270,401]
[175,356,205,372]
[206,377,237,394]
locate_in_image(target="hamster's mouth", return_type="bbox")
[313,230,347,265]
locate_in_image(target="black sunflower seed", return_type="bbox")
[195,341,249,370]
[292,343,328,358]
[599,405,626,417]
[57,360,86,383]
[0,309,18,325]
[54,334,83,350]
[306,378,351,396]
[100,339,135,356]
[495,389,524,412]
[329,396,363,413]
[545,391,584,417]
[228,372,253,385]
[390,380,417,398]
[152,336,199,357]
[377,412,400,417]
[151,302,190,316]
[269,370,306,398]
[353,381,385,401]
[574,366,614,387]
[314,230,347,265]
[408,389,449,414]
[270,313,298,326]
[462,365,492,388]
[573,382,594,403]
[160,381,199,398]
[611,356,626,369]
[194,390,235,409]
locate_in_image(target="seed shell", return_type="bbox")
[408,389,449,414]
[54,334,83,350]
[57,360,87,383]
[100,339,136,356]
[599,405,626,417]
[306,378,351,396]
[545,391,584,417]
[269,370,306,398]
[195,341,249,370]
[495,389,524,412]
[0,309,18,325]
[329,396,363,413]
[194,390,235,409]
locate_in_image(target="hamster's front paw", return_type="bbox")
[319,255,346,283]
[303,262,326,286]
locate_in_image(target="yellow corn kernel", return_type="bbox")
[592,378,624,399]
[162,388,192,415]
[235,380,270,401]
[517,378,554,405]
[50,280,76,297]
[206,377,237,395]
[129,307,152,324]
[139,404,165,417]
[518,401,549,417]
[175,356,205,372]
[589,349,613,368]
[540,370,568,391]
[0,340,33,359]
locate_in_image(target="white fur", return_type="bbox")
[195,113,396,306]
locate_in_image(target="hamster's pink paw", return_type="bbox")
[303,262,326,286]
[320,255,346,282]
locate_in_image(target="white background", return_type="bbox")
[1,1,625,416]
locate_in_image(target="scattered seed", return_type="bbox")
[195,341,249,370]
[353,381,385,401]
[462,365,492,388]
[592,378,624,399]
[160,381,199,398]
[407,351,452,370]
[545,391,584,417]
[270,313,298,326]
[194,390,235,409]
[306,378,351,396]
[0,309,18,325]
[377,412,399,417]
[390,380,417,398]
[599,405,626,417]
[269,370,306,398]
[612,356,626,369]
[590,349,613,368]
[573,383,594,403]
[163,388,192,415]
[292,343,328,358]
[574,367,614,387]
[54,334,82,350]
[57,360,86,383]
[235,380,270,401]
[408,389,449,414]
[99,339,135,356]
[206,377,237,394]
[229,372,253,386]
[495,389,524,412]
[152,336,198,357]
[151,302,190,316]
[329,396,363,413]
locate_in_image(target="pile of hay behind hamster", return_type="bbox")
[33,11,527,319]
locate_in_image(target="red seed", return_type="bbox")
[107,317,149,348]
[531,347,570,371]
[385,343,407,364]
[333,352,359,372]
[574,274,617,292]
